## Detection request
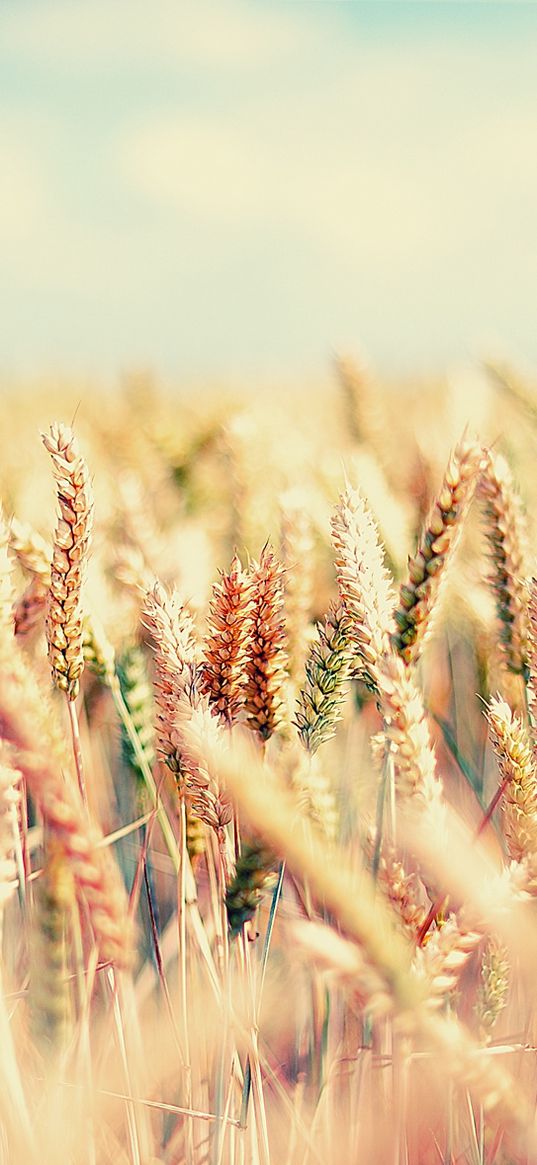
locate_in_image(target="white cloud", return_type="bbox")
[118,56,537,275]
[0,0,307,71]
[0,116,54,245]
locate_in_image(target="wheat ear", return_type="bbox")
[373,845,427,936]
[295,602,352,754]
[42,424,94,700]
[176,696,232,863]
[225,546,288,931]
[200,553,253,724]
[9,517,51,635]
[0,747,20,917]
[0,650,133,969]
[392,437,483,664]
[30,842,73,1053]
[0,508,14,638]
[415,915,481,1010]
[376,653,444,813]
[486,695,537,883]
[143,581,198,786]
[331,483,394,690]
[243,543,288,741]
[476,936,509,1042]
[479,449,530,676]
[116,644,156,794]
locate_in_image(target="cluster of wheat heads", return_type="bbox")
[2,368,537,1164]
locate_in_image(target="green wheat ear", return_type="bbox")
[116,643,156,792]
[225,841,278,937]
[30,843,73,1055]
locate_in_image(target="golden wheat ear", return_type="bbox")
[331,482,394,691]
[0,652,133,970]
[243,543,288,741]
[143,580,198,786]
[476,936,510,1043]
[42,423,94,700]
[0,507,14,639]
[376,652,443,812]
[527,577,537,735]
[486,694,537,884]
[392,436,484,665]
[200,552,253,724]
[479,449,530,677]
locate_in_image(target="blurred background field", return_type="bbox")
[3,354,537,1163]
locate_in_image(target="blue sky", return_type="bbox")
[1,1,537,384]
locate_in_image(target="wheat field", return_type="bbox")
[2,359,537,1164]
